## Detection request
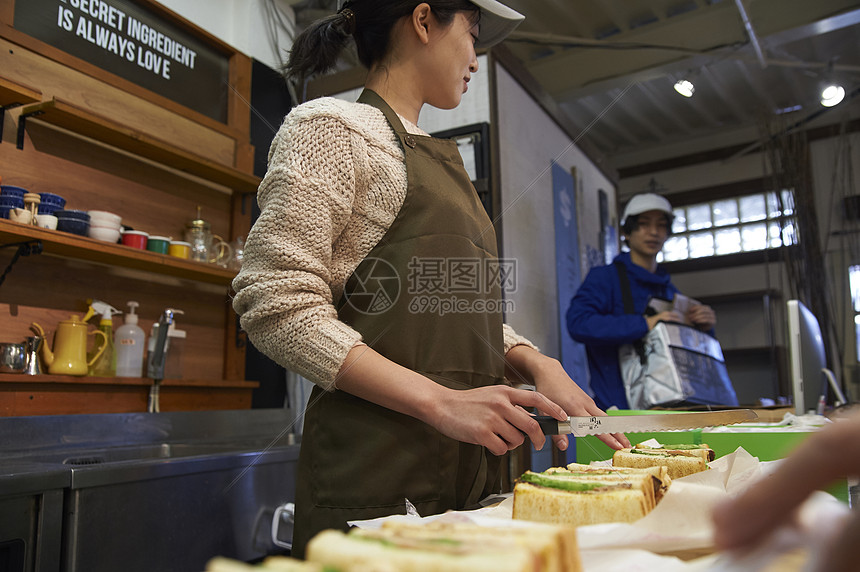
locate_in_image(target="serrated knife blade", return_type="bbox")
[535,409,758,436]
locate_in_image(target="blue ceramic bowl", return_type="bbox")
[0,196,24,209]
[0,207,10,219]
[37,204,62,215]
[54,209,91,221]
[39,193,66,208]
[0,186,27,198]
[56,218,90,236]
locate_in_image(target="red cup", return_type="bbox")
[121,230,149,250]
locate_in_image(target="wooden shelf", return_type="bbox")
[0,374,258,416]
[0,219,236,285]
[0,77,41,108]
[0,374,258,388]
[17,98,260,193]
[0,77,41,142]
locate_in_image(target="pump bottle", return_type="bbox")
[115,301,146,377]
[88,300,120,377]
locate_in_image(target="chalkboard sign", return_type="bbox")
[14,0,230,123]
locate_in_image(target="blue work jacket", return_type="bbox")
[566,251,679,410]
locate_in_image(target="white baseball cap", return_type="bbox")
[469,0,525,49]
[620,193,674,226]
[338,1,524,50]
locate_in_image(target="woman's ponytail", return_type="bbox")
[284,8,356,81]
[285,1,477,83]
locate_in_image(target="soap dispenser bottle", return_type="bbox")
[88,300,120,377]
[115,301,146,377]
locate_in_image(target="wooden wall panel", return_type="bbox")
[0,121,233,247]
[228,52,253,139]
[0,37,236,167]
[0,3,255,415]
[0,383,147,416]
[0,381,254,415]
[0,261,229,382]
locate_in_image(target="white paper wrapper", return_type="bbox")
[349,446,850,571]
[572,447,765,554]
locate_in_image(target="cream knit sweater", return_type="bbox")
[232,97,535,391]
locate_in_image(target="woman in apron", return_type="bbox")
[232,0,629,557]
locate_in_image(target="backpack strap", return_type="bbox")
[614,260,647,365]
[614,260,636,314]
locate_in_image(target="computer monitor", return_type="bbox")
[786,299,847,415]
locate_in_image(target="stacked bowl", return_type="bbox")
[87,210,122,243]
[38,192,67,215]
[55,210,91,236]
[0,186,26,219]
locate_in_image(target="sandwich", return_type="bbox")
[512,465,669,527]
[206,519,582,572]
[306,519,583,572]
[612,443,715,479]
[374,520,581,572]
[564,461,670,481]
[563,462,671,502]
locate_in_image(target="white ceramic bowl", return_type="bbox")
[87,210,122,229]
[88,225,121,243]
[35,214,58,230]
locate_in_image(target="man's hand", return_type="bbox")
[686,304,716,331]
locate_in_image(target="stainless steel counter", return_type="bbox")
[0,409,301,572]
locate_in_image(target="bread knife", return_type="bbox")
[534,409,758,436]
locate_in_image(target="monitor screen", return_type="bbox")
[786,300,828,415]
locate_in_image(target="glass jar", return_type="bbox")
[184,215,212,263]
[184,206,232,265]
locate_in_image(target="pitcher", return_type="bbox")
[31,317,108,376]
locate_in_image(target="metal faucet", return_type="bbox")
[146,308,184,413]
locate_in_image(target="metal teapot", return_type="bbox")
[31,316,107,376]
[23,336,43,375]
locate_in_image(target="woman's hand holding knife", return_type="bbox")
[504,345,631,452]
[334,343,623,456]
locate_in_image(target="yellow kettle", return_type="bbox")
[31,316,108,376]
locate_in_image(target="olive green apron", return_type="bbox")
[291,90,505,558]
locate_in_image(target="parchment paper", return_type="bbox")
[350,446,850,570]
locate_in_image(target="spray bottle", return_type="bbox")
[115,301,146,377]
[87,299,121,377]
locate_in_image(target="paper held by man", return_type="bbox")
[648,293,702,327]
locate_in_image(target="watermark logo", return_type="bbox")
[342,257,401,316]
[343,257,518,316]
[407,257,517,295]
[407,257,517,316]
[408,295,515,317]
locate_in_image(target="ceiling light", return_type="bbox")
[820,84,845,107]
[673,79,695,98]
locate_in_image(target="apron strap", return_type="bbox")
[358,89,409,136]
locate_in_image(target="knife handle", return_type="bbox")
[533,415,562,435]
